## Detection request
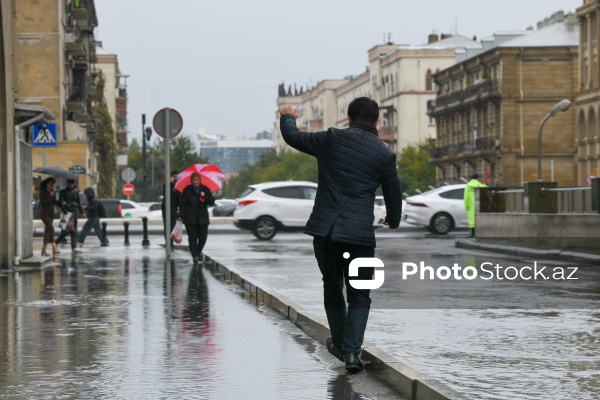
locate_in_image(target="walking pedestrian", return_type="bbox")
[177,172,215,264]
[279,97,403,372]
[39,177,60,256]
[77,187,108,247]
[162,170,180,247]
[464,173,487,238]
[55,179,86,251]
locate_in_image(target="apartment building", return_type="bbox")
[576,0,600,185]
[16,0,99,188]
[276,80,348,152]
[428,12,579,186]
[96,43,128,165]
[276,34,479,153]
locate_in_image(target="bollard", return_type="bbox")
[101,222,109,246]
[123,221,130,246]
[141,217,150,246]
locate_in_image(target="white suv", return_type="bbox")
[233,181,318,240]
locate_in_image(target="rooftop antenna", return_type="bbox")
[455,17,458,35]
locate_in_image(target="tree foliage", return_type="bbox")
[125,135,207,202]
[92,70,117,197]
[223,150,318,198]
[396,138,436,195]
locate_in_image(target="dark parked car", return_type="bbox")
[212,201,236,217]
[99,199,123,218]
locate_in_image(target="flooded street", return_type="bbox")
[203,231,600,400]
[0,245,403,400]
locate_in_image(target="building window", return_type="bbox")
[426,69,433,91]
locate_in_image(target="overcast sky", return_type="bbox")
[94,0,581,142]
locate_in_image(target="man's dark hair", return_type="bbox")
[171,170,179,177]
[347,97,379,124]
[472,173,480,179]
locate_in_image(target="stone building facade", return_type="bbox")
[16,0,99,188]
[428,12,579,186]
[276,35,479,154]
[576,0,600,185]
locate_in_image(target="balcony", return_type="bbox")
[66,84,86,113]
[430,137,497,159]
[69,0,90,22]
[64,27,85,56]
[475,136,496,151]
[430,80,499,114]
[378,126,395,143]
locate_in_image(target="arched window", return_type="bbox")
[425,69,433,91]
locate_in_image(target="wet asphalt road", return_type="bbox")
[202,229,600,400]
[0,244,404,400]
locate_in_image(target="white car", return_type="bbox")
[402,184,467,234]
[373,195,406,227]
[233,181,317,240]
[120,200,150,218]
[233,181,388,240]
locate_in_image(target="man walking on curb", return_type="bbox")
[279,97,402,372]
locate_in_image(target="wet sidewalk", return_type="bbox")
[0,241,404,400]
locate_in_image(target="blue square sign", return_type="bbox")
[32,123,57,148]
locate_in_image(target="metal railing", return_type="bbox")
[481,183,598,214]
[541,186,592,213]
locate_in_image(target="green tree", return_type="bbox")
[92,70,117,197]
[396,138,436,195]
[223,150,318,198]
[124,135,207,202]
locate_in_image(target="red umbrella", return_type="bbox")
[175,164,224,193]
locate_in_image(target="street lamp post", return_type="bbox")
[537,99,571,181]
[142,114,147,202]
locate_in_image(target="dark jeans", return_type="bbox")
[55,214,79,250]
[185,223,208,258]
[77,217,107,245]
[313,235,374,356]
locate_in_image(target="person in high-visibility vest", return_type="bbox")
[464,173,486,238]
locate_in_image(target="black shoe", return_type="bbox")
[326,337,344,362]
[344,353,364,372]
[193,257,199,264]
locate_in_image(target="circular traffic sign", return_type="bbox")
[152,108,183,139]
[586,173,597,186]
[121,167,136,183]
[122,183,135,196]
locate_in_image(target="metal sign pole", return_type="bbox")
[165,108,171,257]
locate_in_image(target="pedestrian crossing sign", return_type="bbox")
[32,123,57,148]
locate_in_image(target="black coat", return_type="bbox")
[178,184,215,226]
[58,186,84,215]
[161,181,180,216]
[280,114,402,247]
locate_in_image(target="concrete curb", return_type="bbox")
[203,255,470,400]
[455,239,600,265]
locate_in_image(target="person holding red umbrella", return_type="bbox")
[177,172,215,264]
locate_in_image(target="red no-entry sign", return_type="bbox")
[122,183,135,196]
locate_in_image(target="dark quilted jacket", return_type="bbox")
[280,114,402,247]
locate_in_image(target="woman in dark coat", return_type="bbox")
[177,172,215,264]
[39,177,60,256]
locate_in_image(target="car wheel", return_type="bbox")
[430,213,453,235]
[251,216,278,240]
